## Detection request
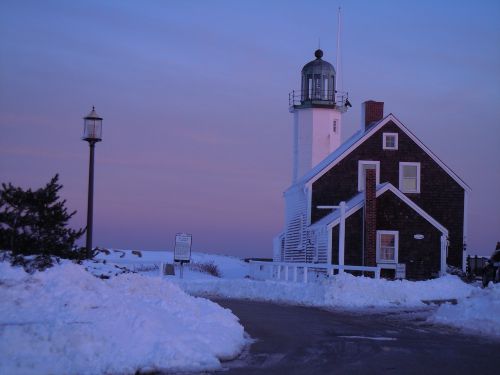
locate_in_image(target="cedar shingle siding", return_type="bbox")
[331,209,363,266]
[313,120,465,269]
[376,190,442,280]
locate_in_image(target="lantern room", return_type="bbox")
[301,49,335,103]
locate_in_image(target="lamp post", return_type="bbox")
[82,107,103,253]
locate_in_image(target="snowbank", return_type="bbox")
[0,261,246,375]
[176,268,500,338]
[178,272,475,309]
[431,283,500,337]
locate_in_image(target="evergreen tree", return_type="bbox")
[0,174,86,258]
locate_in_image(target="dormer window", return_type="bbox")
[383,133,398,150]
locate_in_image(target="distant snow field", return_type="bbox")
[1,249,499,375]
[91,248,249,279]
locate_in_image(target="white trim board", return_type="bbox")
[358,160,380,192]
[462,191,469,271]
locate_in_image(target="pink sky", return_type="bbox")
[1,0,499,257]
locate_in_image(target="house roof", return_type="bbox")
[309,183,449,236]
[287,114,470,193]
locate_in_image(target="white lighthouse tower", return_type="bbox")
[289,49,349,182]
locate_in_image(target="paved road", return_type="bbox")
[201,299,500,375]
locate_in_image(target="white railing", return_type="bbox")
[249,261,381,283]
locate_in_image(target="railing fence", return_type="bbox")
[466,255,488,277]
[249,261,380,283]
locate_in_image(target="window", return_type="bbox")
[314,74,321,99]
[376,230,399,264]
[358,161,380,191]
[383,133,398,150]
[399,162,421,193]
[333,120,337,133]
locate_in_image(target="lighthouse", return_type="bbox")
[289,49,349,182]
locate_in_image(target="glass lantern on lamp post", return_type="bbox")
[82,107,102,253]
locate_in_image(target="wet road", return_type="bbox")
[203,299,500,375]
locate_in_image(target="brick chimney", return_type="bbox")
[364,167,377,267]
[361,100,384,130]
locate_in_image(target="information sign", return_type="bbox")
[174,233,192,262]
[395,263,406,279]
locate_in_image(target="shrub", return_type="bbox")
[0,174,85,259]
[112,250,126,258]
[133,264,159,273]
[188,261,221,277]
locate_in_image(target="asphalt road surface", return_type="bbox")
[197,299,500,375]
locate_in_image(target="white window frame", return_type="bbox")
[376,230,399,264]
[399,162,421,193]
[383,132,398,150]
[357,160,380,192]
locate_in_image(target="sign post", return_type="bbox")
[174,233,192,279]
[396,263,406,279]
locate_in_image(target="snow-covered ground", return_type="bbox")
[90,249,500,338]
[0,260,246,375]
[2,249,499,375]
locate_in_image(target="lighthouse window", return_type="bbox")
[324,78,329,99]
[314,75,321,99]
[333,120,337,133]
[308,78,313,99]
[383,133,398,150]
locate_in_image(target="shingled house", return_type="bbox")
[274,50,470,280]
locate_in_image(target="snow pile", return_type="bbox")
[431,283,500,337]
[323,273,474,308]
[178,272,475,309]
[0,261,246,375]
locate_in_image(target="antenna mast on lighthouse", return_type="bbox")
[336,7,343,96]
